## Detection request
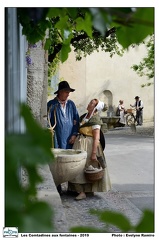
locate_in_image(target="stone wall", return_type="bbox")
[57,42,154,122]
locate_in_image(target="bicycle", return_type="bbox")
[125,108,137,126]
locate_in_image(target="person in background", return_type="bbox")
[68,99,111,200]
[47,81,79,194]
[130,96,144,126]
[118,100,127,127]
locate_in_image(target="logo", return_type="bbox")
[3,227,18,238]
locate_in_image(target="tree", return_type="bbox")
[131,34,154,87]
[18,7,154,90]
[18,7,154,63]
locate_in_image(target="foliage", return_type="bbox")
[70,209,154,233]
[18,7,154,89]
[5,103,54,232]
[46,13,123,62]
[131,35,154,87]
[112,8,154,48]
[17,7,154,63]
[17,8,51,43]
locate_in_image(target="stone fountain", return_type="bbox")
[101,106,120,129]
[49,148,87,186]
[101,116,120,129]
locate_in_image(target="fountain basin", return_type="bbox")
[101,116,120,129]
[49,148,87,186]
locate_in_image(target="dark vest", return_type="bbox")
[135,100,141,107]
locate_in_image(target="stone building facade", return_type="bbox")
[56,43,154,123]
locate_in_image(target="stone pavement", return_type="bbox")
[60,187,144,232]
[37,121,154,233]
[105,121,154,137]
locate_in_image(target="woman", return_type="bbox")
[118,100,126,126]
[68,99,111,200]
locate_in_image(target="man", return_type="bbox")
[130,96,144,125]
[47,81,79,194]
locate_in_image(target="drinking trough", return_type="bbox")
[49,148,87,186]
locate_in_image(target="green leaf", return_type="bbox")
[60,43,71,63]
[90,210,132,232]
[47,8,66,18]
[75,13,92,38]
[135,210,154,233]
[44,38,51,50]
[6,133,53,165]
[133,8,154,29]
[39,19,52,33]
[9,201,54,233]
[66,8,78,19]
[116,8,154,48]
[55,15,69,31]
[20,201,53,232]
[23,22,48,44]
[5,103,54,232]
[20,103,53,153]
[5,181,25,210]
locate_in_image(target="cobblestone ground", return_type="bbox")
[105,122,154,137]
[60,122,154,233]
[60,189,143,233]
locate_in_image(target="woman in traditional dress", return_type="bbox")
[68,99,111,200]
[118,100,126,127]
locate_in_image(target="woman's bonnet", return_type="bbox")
[95,100,108,112]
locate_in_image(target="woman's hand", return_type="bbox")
[91,152,97,161]
[69,135,76,145]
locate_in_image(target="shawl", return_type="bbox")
[79,113,105,150]
[80,113,102,128]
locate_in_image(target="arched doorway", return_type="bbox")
[100,90,114,116]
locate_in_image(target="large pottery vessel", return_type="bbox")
[49,148,87,186]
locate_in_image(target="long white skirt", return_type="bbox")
[68,135,112,193]
[119,110,125,124]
